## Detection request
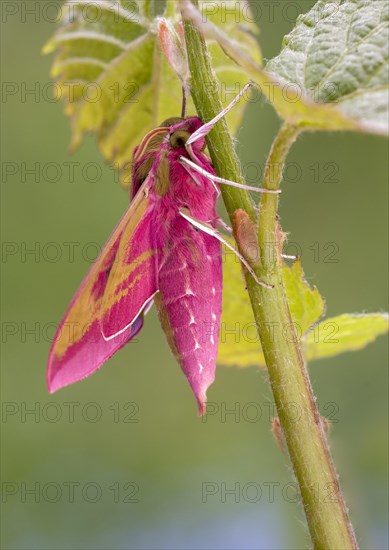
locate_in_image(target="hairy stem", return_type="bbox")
[181,2,357,548]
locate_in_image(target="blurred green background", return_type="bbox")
[1,1,388,548]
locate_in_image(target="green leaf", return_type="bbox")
[282,260,326,332]
[218,247,388,367]
[43,0,262,187]
[199,0,262,64]
[266,0,389,135]
[218,250,325,367]
[304,313,389,360]
[182,0,388,134]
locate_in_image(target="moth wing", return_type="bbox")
[156,215,222,415]
[47,179,157,393]
[100,199,158,339]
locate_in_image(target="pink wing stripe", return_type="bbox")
[47,180,156,393]
[101,209,159,339]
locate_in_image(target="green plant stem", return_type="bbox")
[182,2,357,548]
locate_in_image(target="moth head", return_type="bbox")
[169,129,191,149]
[167,117,207,152]
[160,117,207,152]
[158,117,190,150]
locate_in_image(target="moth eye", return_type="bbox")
[170,130,190,149]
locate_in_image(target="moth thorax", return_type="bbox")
[160,117,185,127]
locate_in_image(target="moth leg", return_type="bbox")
[179,156,281,194]
[179,208,273,289]
[215,217,233,233]
[186,82,253,149]
[180,156,220,195]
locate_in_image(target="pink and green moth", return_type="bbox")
[47,84,275,415]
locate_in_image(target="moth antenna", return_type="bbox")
[179,208,273,290]
[181,85,187,118]
[186,82,253,147]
